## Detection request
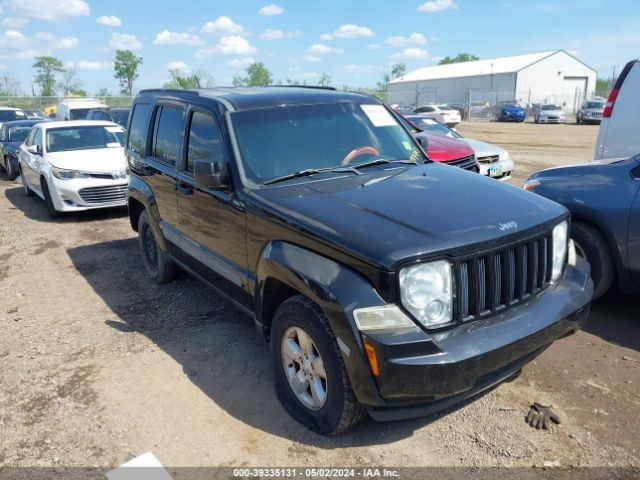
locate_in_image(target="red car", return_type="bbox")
[395,111,479,173]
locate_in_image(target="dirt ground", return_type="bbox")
[0,120,639,472]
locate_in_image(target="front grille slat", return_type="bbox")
[79,185,128,205]
[445,155,478,172]
[456,231,553,323]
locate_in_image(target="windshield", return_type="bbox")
[542,104,561,110]
[406,116,460,138]
[0,110,26,121]
[7,125,32,142]
[69,108,93,120]
[110,110,130,128]
[586,102,604,109]
[231,102,426,186]
[46,125,125,152]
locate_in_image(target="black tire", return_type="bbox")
[571,221,615,299]
[5,158,17,180]
[41,178,61,219]
[272,295,367,435]
[137,210,177,284]
[21,168,34,196]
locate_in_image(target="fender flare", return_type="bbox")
[255,240,386,407]
[128,176,169,252]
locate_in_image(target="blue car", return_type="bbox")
[496,103,526,122]
[524,156,640,299]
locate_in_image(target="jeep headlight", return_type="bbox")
[51,167,89,180]
[399,260,452,328]
[551,221,569,282]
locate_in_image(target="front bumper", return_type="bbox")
[49,175,128,212]
[498,113,526,122]
[538,116,565,124]
[479,157,514,181]
[361,255,592,420]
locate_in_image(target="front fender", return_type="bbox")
[256,241,386,407]
[128,176,168,251]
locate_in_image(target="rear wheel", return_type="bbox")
[41,179,60,218]
[272,295,366,435]
[137,210,177,284]
[571,221,615,299]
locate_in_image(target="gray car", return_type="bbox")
[576,99,605,124]
[535,104,566,124]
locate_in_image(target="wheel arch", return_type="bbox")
[128,176,168,251]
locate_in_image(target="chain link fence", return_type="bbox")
[0,96,133,114]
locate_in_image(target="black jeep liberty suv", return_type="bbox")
[126,87,592,435]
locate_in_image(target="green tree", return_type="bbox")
[438,53,479,65]
[596,77,611,92]
[95,87,110,97]
[391,62,406,79]
[232,62,273,87]
[318,72,332,87]
[33,56,64,97]
[0,72,21,96]
[114,50,143,96]
[164,69,214,89]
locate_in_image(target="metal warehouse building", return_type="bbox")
[386,50,597,113]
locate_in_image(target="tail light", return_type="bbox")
[603,88,619,118]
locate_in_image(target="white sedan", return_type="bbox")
[18,120,128,218]
[406,115,514,181]
[412,104,461,127]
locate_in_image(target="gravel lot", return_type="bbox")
[1,120,638,472]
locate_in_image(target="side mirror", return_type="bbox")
[195,160,229,190]
[26,144,41,155]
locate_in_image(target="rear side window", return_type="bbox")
[186,111,226,174]
[128,103,152,155]
[153,106,183,166]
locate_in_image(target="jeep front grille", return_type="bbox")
[79,185,128,205]
[456,231,553,321]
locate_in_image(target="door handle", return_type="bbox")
[175,182,194,196]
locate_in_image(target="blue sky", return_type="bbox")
[1,0,639,95]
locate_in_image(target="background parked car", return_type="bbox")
[86,107,131,129]
[440,103,467,120]
[412,104,461,127]
[576,99,604,124]
[406,115,513,181]
[0,120,41,180]
[23,109,46,120]
[0,107,27,124]
[595,59,639,160]
[19,120,128,218]
[524,155,640,299]
[56,98,109,121]
[534,104,566,124]
[495,102,526,122]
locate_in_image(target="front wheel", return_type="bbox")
[137,210,177,284]
[41,179,61,218]
[5,158,16,180]
[571,221,615,299]
[21,168,34,196]
[272,295,366,435]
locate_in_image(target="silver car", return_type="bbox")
[405,115,514,181]
[535,104,566,124]
[576,99,605,124]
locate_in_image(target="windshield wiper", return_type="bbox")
[349,158,417,170]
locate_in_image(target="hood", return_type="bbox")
[45,147,126,172]
[459,138,506,157]
[414,132,474,162]
[255,162,566,269]
[529,156,634,180]
[540,109,564,115]
[6,141,22,152]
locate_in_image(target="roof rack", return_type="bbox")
[140,85,337,95]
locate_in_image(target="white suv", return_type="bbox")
[18,120,128,218]
[595,59,640,160]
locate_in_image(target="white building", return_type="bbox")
[387,50,597,112]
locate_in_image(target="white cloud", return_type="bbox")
[344,64,373,73]
[96,15,122,27]
[2,17,28,28]
[392,47,429,60]
[201,16,244,35]
[6,0,90,22]
[154,30,204,46]
[303,55,321,63]
[259,28,301,40]
[258,4,284,16]
[77,60,111,70]
[108,33,142,50]
[418,0,458,12]
[367,43,381,50]
[195,36,256,58]
[320,24,374,40]
[385,33,427,47]
[0,30,79,59]
[229,57,255,68]
[307,44,344,55]
[165,61,191,72]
